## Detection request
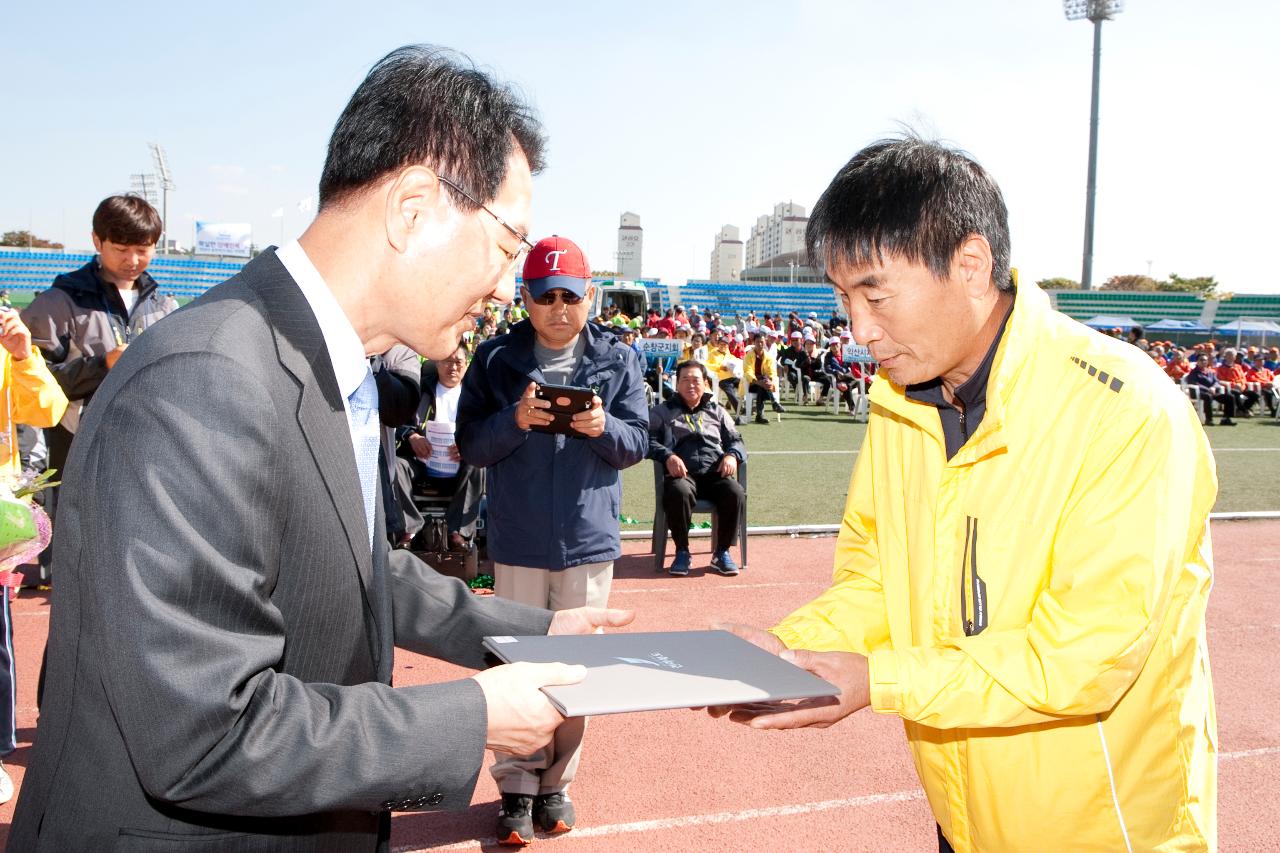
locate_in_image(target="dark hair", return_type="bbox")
[806,134,1013,292]
[318,45,546,211]
[675,360,711,383]
[92,195,162,245]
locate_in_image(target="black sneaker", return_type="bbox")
[1220,419,1237,426]
[772,401,786,414]
[497,793,535,845]
[534,791,576,834]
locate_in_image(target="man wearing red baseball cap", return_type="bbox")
[457,235,649,844]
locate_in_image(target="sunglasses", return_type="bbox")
[528,289,583,306]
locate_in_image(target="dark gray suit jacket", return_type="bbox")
[8,250,553,852]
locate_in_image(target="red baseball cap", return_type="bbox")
[521,235,590,299]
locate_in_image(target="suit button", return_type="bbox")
[427,793,444,806]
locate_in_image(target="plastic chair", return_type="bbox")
[650,459,747,572]
[743,387,782,423]
[826,377,847,414]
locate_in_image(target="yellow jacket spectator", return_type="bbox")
[743,333,785,422]
[742,344,777,385]
[704,338,743,415]
[704,343,738,384]
[0,306,66,801]
[1,311,68,475]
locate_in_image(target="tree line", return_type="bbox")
[1037,273,1219,298]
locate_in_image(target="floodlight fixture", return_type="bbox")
[129,173,159,207]
[149,143,176,253]
[1065,0,1123,290]
[1064,0,1123,22]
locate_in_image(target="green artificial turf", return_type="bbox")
[620,399,1280,530]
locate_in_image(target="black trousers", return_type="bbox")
[0,594,15,757]
[804,372,832,400]
[1199,390,1235,423]
[718,378,741,414]
[748,381,777,419]
[937,825,956,853]
[1260,385,1279,416]
[1229,388,1260,414]
[663,471,745,552]
[828,372,857,409]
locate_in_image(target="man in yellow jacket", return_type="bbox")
[0,305,68,803]
[716,136,1216,852]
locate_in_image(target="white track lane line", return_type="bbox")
[750,450,858,455]
[398,749,1280,851]
[1221,745,1280,760]
[393,789,926,852]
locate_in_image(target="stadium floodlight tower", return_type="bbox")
[149,143,176,254]
[1064,0,1123,291]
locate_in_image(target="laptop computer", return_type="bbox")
[482,629,840,717]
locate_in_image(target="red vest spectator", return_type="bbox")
[1246,364,1275,386]
[1166,360,1191,381]
[1216,362,1247,390]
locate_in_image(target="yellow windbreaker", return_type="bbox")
[3,348,67,476]
[743,350,777,385]
[774,282,1216,852]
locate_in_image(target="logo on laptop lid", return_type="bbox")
[615,652,684,670]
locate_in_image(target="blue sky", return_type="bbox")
[3,0,1276,292]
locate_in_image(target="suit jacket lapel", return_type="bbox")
[247,251,376,598]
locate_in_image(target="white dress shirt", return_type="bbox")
[275,241,369,451]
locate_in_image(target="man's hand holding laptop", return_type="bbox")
[707,622,869,729]
[472,606,634,755]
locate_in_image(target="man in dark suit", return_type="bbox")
[9,45,631,852]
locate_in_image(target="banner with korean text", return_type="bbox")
[195,222,252,257]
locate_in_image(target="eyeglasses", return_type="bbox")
[527,289,583,306]
[436,173,534,269]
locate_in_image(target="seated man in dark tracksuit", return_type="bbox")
[1184,356,1237,426]
[648,359,747,577]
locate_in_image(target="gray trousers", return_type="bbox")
[489,561,613,795]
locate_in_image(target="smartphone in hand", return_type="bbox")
[531,383,595,435]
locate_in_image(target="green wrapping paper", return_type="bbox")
[0,492,36,547]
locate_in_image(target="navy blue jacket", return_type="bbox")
[456,321,648,569]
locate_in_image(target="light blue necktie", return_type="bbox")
[348,366,380,552]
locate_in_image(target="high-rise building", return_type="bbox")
[744,202,807,268]
[709,224,744,282]
[617,212,642,279]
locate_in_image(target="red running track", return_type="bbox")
[3,521,1278,851]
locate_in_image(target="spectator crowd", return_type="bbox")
[1111,324,1280,425]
